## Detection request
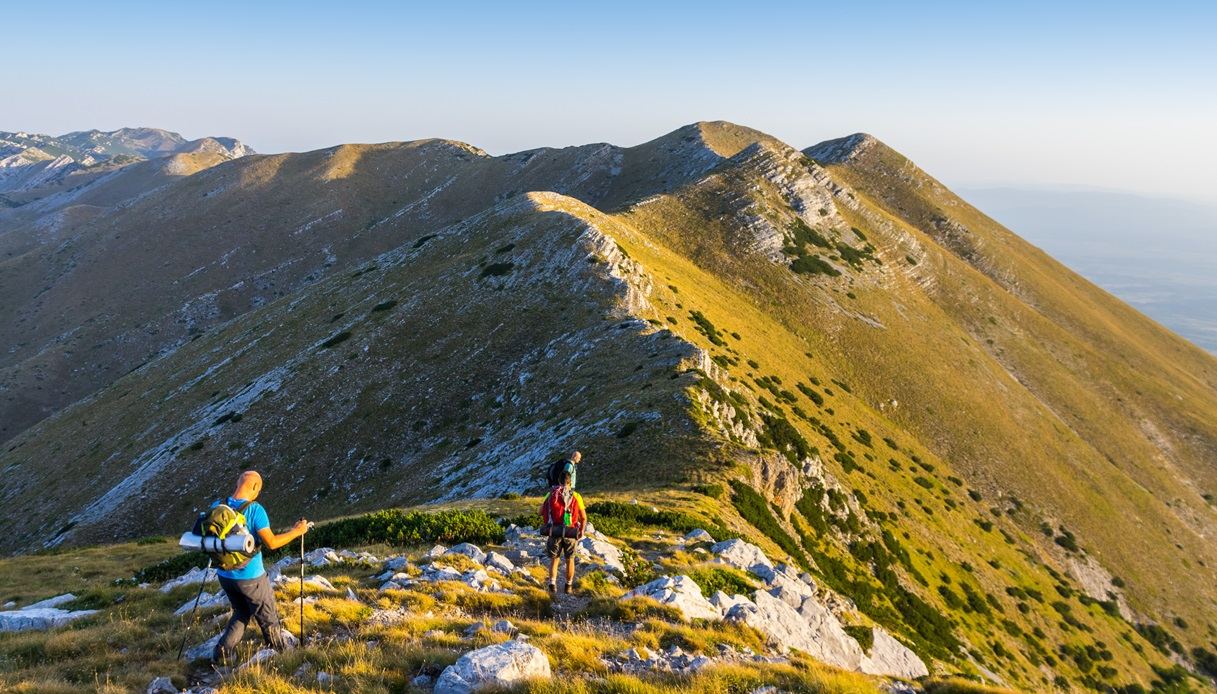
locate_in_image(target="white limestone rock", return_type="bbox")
[684,529,716,544]
[446,543,487,564]
[624,575,721,622]
[0,606,98,632]
[859,628,929,679]
[726,590,863,670]
[184,633,222,661]
[160,566,217,593]
[146,676,178,693]
[711,539,773,577]
[576,535,625,574]
[26,594,76,609]
[485,551,516,575]
[434,639,552,693]
[174,591,229,616]
[709,591,755,616]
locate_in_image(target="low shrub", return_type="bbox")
[134,508,504,583]
[685,566,755,598]
[728,480,806,569]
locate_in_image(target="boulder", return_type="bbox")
[447,543,488,564]
[577,535,625,575]
[0,606,98,632]
[859,628,929,679]
[434,639,551,693]
[684,529,716,544]
[184,634,222,662]
[726,590,863,670]
[26,594,76,609]
[711,539,773,577]
[160,566,217,593]
[624,575,721,622]
[484,551,516,575]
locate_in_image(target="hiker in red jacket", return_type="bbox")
[539,470,586,594]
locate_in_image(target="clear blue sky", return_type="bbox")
[8,1,1216,201]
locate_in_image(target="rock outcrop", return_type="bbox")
[434,639,552,693]
[624,575,721,621]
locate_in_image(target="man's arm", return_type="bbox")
[257,519,310,551]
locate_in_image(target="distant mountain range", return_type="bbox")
[0,127,253,208]
[2,122,1215,690]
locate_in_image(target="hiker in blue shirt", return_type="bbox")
[212,471,311,663]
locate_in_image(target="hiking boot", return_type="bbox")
[547,583,557,595]
[563,582,574,595]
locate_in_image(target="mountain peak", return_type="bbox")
[803,132,882,164]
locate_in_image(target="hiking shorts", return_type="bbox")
[546,535,578,559]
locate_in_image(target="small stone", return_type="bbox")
[684,528,716,544]
[316,671,335,685]
[146,676,178,694]
[426,544,448,559]
[238,648,276,670]
[687,655,714,671]
[491,619,516,634]
[463,622,486,637]
[411,674,434,688]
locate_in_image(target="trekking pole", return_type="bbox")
[176,558,212,660]
[299,531,305,646]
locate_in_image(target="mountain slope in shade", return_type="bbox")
[1,122,1216,690]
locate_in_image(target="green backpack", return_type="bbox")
[193,499,257,571]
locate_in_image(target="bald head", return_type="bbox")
[569,451,582,464]
[233,471,263,500]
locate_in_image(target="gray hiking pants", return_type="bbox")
[214,573,283,662]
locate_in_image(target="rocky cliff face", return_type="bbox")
[2,121,1216,690]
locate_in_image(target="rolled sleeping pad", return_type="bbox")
[178,531,256,554]
[541,524,581,539]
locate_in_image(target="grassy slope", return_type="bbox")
[595,155,1191,688]
[809,142,1217,635]
[1,123,1214,691]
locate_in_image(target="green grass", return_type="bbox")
[727,480,806,569]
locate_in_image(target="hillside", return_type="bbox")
[2,122,1217,691]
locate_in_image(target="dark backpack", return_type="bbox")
[546,457,576,488]
[192,498,257,571]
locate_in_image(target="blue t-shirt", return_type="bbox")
[211,497,270,580]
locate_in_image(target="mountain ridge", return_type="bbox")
[2,121,1216,690]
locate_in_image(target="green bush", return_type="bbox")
[728,480,806,569]
[790,254,841,276]
[757,413,812,463]
[843,625,874,652]
[586,501,704,537]
[685,566,755,598]
[133,508,505,583]
[691,483,725,499]
[479,262,514,278]
[688,310,726,346]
